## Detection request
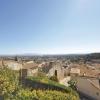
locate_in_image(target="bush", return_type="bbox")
[68,80,77,90]
[37,72,46,77]
[14,89,79,100]
[0,67,19,99]
[49,75,59,82]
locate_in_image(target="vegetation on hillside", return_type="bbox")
[49,75,59,82]
[27,76,66,89]
[14,89,79,100]
[0,67,19,99]
[0,67,79,100]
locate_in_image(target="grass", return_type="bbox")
[27,76,67,89]
[26,76,79,98]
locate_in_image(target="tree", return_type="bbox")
[50,75,59,82]
[68,80,77,90]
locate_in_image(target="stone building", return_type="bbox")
[20,62,38,78]
[47,62,65,80]
[4,61,22,70]
[70,68,80,77]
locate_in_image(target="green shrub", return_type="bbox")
[49,75,59,82]
[14,89,79,100]
[0,67,19,99]
[27,76,67,90]
[68,80,77,90]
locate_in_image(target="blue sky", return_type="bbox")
[0,0,100,54]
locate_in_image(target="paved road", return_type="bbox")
[78,91,96,100]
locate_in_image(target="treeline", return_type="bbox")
[86,53,100,60]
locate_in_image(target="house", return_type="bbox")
[4,61,22,70]
[38,62,46,68]
[21,63,38,78]
[47,67,65,80]
[47,62,65,80]
[38,61,54,73]
[26,61,34,64]
[91,59,100,64]
[70,68,80,76]
[76,77,100,100]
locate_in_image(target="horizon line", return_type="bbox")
[0,52,99,56]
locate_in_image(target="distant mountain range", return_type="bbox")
[85,53,100,59]
[0,52,100,60]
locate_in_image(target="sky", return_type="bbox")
[0,0,100,55]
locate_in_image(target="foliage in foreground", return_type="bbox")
[0,67,19,99]
[14,89,79,100]
[0,67,79,100]
[68,80,77,90]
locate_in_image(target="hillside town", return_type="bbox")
[0,53,100,100]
